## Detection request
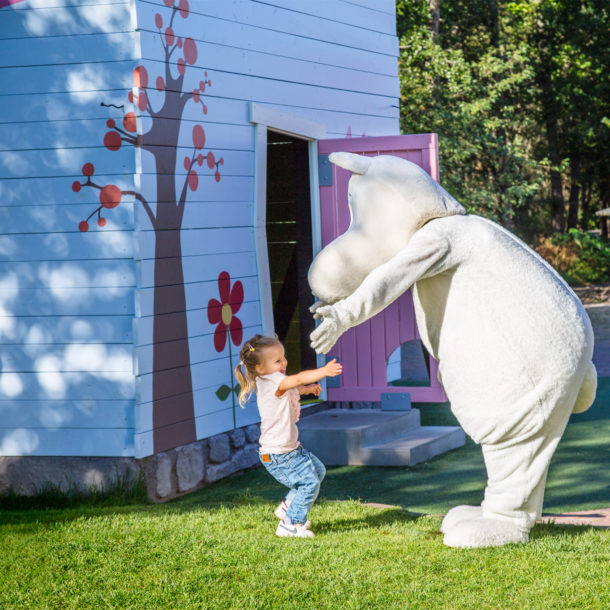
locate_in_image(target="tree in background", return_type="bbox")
[397,0,609,251]
[73,0,223,452]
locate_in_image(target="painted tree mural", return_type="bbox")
[72,0,223,453]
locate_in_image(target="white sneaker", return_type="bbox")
[275,520,314,538]
[274,501,311,529]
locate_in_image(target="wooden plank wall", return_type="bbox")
[132,0,400,456]
[0,0,138,456]
[0,0,400,458]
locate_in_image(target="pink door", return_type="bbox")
[317,134,447,402]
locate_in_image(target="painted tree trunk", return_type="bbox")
[151,168,195,453]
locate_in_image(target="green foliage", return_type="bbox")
[537,229,610,285]
[397,0,610,238]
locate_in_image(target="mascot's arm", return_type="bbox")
[310,228,451,354]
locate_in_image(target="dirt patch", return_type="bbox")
[573,283,610,305]
[540,508,610,529]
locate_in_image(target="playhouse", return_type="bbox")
[0,0,457,495]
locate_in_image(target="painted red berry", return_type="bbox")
[184,37,197,64]
[100,184,122,209]
[79,221,89,232]
[188,170,198,191]
[192,124,205,149]
[134,66,148,89]
[137,91,148,111]
[123,112,137,133]
[104,131,122,151]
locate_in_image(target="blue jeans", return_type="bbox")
[260,445,326,525]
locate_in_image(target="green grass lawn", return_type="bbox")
[1,379,608,608]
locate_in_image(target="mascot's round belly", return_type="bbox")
[413,215,593,444]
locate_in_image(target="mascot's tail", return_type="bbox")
[572,361,598,414]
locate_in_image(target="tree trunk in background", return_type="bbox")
[429,0,440,37]
[567,154,581,230]
[539,71,565,232]
[600,172,610,239]
[580,177,592,230]
[487,0,499,47]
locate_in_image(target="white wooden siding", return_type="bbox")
[133,0,399,456]
[1,0,400,458]
[0,0,138,456]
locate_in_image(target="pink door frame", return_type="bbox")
[317,134,447,402]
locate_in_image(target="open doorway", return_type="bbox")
[265,130,317,373]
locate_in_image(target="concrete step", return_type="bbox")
[358,426,466,466]
[298,408,465,466]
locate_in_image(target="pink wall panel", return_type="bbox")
[318,134,446,403]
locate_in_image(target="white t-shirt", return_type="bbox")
[256,371,301,454]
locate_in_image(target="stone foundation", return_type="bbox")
[141,424,262,502]
[0,403,331,502]
[0,425,262,503]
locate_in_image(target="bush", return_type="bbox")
[535,229,610,285]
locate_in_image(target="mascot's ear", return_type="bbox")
[329,152,372,175]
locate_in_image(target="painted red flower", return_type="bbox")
[207,271,243,352]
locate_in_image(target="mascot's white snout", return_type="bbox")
[308,153,465,304]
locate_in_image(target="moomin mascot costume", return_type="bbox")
[308,152,597,548]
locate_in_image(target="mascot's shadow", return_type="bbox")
[313,503,424,535]
[530,521,607,540]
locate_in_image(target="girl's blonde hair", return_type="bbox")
[234,334,282,407]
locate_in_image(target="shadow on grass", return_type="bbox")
[2,380,607,534]
[314,504,424,534]
[529,521,607,541]
[181,378,610,516]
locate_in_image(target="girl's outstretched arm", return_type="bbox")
[277,359,342,393]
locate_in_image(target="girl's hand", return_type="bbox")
[323,358,343,377]
[300,383,322,396]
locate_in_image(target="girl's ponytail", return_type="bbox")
[235,360,255,408]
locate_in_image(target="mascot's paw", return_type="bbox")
[310,305,346,355]
[443,517,529,548]
[440,505,482,534]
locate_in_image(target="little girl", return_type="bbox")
[235,334,342,538]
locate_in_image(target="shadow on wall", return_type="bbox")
[0,455,141,495]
